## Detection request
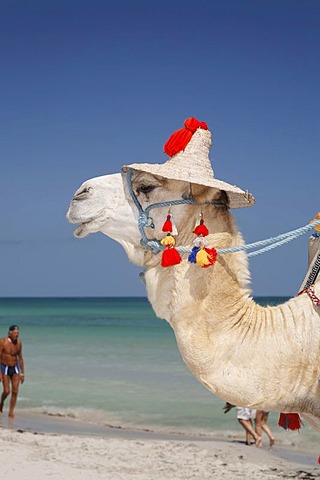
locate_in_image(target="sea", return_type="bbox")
[0,296,318,443]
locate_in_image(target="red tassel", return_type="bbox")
[162,215,173,233]
[278,412,302,431]
[201,248,218,268]
[318,456,320,464]
[193,220,209,237]
[164,128,192,157]
[164,117,208,157]
[161,247,182,267]
[184,117,208,133]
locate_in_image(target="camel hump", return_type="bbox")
[299,234,320,291]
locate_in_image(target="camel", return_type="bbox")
[66,118,320,432]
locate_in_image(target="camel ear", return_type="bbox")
[188,184,218,204]
[188,185,229,209]
[211,190,230,209]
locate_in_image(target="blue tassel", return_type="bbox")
[188,246,199,263]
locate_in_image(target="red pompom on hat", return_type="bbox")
[164,117,208,157]
[122,117,256,209]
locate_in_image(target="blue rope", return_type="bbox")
[217,220,320,257]
[126,169,194,252]
[154,219,320,257]
[126,169,320,258]
[143,217,320,258]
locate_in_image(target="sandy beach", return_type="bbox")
[1,413,320,479]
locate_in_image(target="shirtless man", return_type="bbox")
[0,325,25,418]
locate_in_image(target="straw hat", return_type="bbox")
[122,117,255,209]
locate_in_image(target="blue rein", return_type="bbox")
[126,169,320,258]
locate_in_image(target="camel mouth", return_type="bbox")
[73,218,102,237]
[74,223,91,238]
[66,208,97,238]
[69,213,109,238]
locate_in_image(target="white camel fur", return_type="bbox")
[67,132,320,432]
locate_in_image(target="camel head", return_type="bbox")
[66,170,234,266]
[67,118,255,267]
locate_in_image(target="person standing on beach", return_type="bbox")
[236,407,262,447]
[255,410,275,447]
[0,325,25,418]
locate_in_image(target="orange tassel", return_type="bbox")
[310,212,320,232]
[278,412,302,431]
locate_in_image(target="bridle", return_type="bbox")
[126,169,320,261]
[126,169,227,254]
[126,169,194,254]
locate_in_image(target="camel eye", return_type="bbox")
[137,184,155,195]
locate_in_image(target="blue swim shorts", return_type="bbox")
[1,364,20,377]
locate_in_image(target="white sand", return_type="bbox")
[0,424,320,479]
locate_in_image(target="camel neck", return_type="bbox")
[144,244,251,329]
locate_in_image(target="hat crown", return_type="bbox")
[166,127,215,183]
[122,117,255,209]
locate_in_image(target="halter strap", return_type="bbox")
[126,169,194,253]
[126,169,320,257]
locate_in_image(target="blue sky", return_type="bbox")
[1,0,319,297]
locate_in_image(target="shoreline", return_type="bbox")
[1,410,320,478]
[0,430,319,479]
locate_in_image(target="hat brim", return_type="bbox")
[122,163,255,209]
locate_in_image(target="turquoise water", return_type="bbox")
[0,296,305,436]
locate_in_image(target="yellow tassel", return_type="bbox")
[161,235,176,247]
[196,247,210,267]
[311,212,320,232]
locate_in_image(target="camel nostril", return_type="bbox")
[73,186,92,200]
